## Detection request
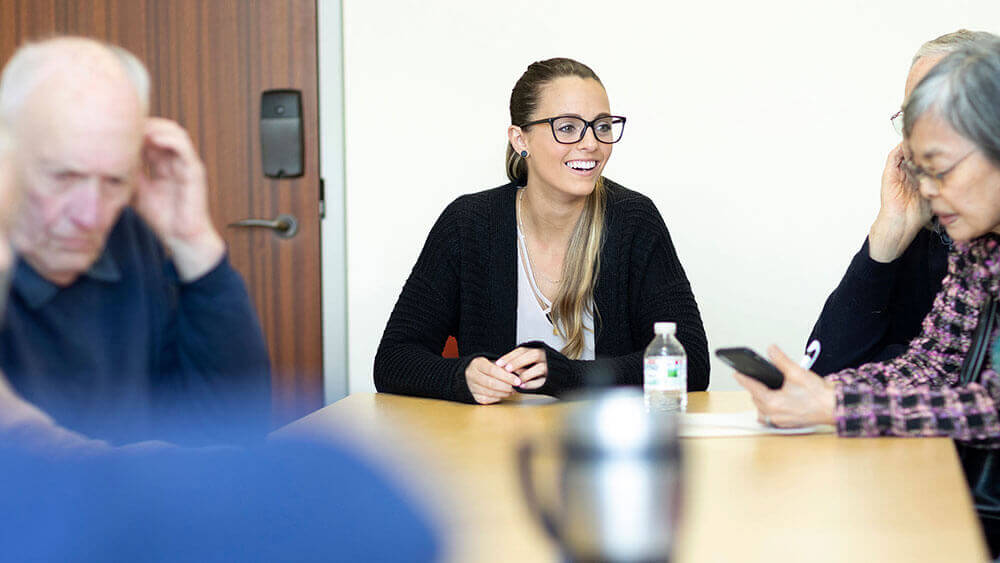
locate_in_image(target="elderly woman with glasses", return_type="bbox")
[374,57,709,404]
[806,30,997,377]
[734,39,1000,557]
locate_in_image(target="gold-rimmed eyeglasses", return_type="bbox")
[901,148,977,190]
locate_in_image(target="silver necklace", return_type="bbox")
[517,189,562,285]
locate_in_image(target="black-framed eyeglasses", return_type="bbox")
[890,110,904,136]
[901,148,977,190]
[520,114,627,144]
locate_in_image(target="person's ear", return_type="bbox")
[508,125,529,155]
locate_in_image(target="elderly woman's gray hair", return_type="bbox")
[903,38,1000,168]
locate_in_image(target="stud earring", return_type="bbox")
[520,150,528,158]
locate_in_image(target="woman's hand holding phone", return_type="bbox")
[731,345,838,428]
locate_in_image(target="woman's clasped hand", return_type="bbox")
[465,347,548,404]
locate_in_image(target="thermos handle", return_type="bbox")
[517,440,562,542]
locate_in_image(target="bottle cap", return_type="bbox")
[654,322,676,335]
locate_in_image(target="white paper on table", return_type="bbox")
[679,411,835,437]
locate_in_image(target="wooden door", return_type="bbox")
[0,0,324,426]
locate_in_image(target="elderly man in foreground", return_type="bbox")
[0,124,440,563]
[0,37,270,444]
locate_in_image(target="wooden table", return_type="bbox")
[272,391,989,562]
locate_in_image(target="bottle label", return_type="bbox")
[644,357,686,391]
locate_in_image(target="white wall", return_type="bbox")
[336,0,1000,394]
[318,0,348,403]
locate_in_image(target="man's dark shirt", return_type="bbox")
[0,208,271,444]
[807,226,951,375]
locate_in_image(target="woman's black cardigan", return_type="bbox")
[374,180,710,403]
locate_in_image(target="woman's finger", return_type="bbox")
[477,372,514,394]
[476,361,519,393]
[496,347,530,371]
[766,345,801,375]
[767,345,823,386]
[505,348,545,373]
[888,142,904,165]
[746,388,771,414]
[734,372,782,421]
[465,358,515,403]
[733,371,770,396]
[515,362,547,383]
[519,377,546,390]
[471,358,521,387]
[747,393,778,426]
[485,361,521,387]
[468,378,506,400]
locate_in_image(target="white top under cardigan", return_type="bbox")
[515,213,595,360]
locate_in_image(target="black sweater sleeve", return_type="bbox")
[807,237,905,375]
[373,202,478,403]
[526,194,710,397]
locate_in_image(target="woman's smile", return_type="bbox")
[565,159,599,176]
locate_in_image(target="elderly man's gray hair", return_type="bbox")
[0,37,151,123]
[912,29,999,67]
[903,38,1000,168]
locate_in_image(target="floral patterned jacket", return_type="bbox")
[830,234,1000,445]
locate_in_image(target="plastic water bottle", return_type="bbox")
[644,322,687,412]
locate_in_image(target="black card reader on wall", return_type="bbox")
[260,89,304,178]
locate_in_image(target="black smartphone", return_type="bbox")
[715,347,784,389]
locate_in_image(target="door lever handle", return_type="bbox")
[228,213,299,239]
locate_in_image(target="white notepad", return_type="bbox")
[679,411,835,437]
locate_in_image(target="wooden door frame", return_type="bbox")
[318,0,348,404]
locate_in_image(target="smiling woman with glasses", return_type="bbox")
[374,57,709,405]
